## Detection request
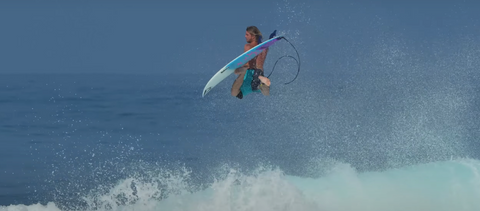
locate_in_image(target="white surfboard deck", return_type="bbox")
[202,36,284,97]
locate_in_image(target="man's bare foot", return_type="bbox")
[258,76,271,86]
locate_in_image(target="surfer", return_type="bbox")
[231,26,274,99]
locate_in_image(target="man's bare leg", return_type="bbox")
[258,76,271,96]
[235,67,247,75]
[231,71,246,96]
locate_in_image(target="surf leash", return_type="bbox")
[265,35,301,85]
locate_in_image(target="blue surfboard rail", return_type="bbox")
[226,36,284,70]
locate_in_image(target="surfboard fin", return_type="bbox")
[269,30,277,39]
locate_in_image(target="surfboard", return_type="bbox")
[202,36,284,97]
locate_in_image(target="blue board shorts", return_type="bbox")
[240,68,263,96]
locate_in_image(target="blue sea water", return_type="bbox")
[1,64,479,210]
[2,1,480,210]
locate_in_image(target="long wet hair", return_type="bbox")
[246,26,263,43]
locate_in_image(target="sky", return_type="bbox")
[0,0,479,75]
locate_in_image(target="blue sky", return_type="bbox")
[1,0,479,75]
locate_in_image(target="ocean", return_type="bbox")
[1,62,479,210]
